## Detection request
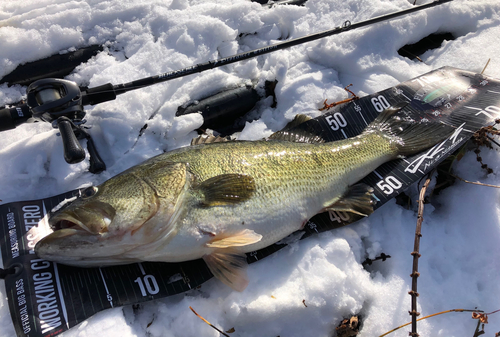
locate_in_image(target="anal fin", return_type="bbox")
[203,249,249,292]
[325,183,377,217]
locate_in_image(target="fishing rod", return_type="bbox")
[0,0,453,173]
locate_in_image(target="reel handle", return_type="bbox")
[86,135,106,173]
[57,117,86,164]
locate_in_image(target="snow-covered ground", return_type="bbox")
[1,0,500,336]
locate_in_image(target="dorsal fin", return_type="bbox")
[191,134,232,145]
[268,114,324,143]
[267,130,325,143]
[191,114,322,144]
[280,114,313,131]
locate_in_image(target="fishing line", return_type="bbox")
[106,0,455,97]
[0,0,454,172]
[2,0,454,108]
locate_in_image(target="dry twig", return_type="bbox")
[189,306,231,337]
[472,319,485,337]
[481,58,491,75]
[319,84,359,111]
[379,309,483,337]
[471,309,500,336]
[438,169,500,189]
[362,253,391,266]
[408,173,433,336]
[471,120,500,174]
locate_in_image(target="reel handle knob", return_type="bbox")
[86,136,106,174]
[57,117,86,164]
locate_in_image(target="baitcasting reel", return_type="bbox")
[0,78,110,173]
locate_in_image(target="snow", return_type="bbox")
[1,0,500,336]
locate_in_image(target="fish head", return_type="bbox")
[35,166,183,266]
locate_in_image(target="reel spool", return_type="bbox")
[27,78,84,123]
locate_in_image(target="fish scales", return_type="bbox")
[36,104,454,291]
[136,133,394,261]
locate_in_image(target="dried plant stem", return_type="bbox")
[379,309,482,337]
[486,135,500,148]
[472,319,484,337]
[438,169,500,189]
[409,175,432,336]
[481,58,491,75]
[485,309,500,315]
[189,306,230,337]
[319,84,359,111]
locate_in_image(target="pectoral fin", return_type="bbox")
[325,183,377,217]
[206,229,262,248]
[203,249,249,292]
[197,174,256,206]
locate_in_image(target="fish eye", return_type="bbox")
[81,186,98,199]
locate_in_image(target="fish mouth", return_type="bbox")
[47,200,116,235]
[51,217,85,231]
[48,212,111,235]
[37,213,113,263]
[37,203,125,266]
[50,214,92,234]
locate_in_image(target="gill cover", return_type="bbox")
[36,160,190,265]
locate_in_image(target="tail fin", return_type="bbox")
[362,102,454,156]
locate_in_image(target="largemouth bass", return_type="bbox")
[36,104,453,291]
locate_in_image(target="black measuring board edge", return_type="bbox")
[2,67,500,337]
[0,192,76,337]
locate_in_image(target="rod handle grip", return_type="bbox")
[0,104,32,131]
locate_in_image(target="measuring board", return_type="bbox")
[2,66,500,337]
